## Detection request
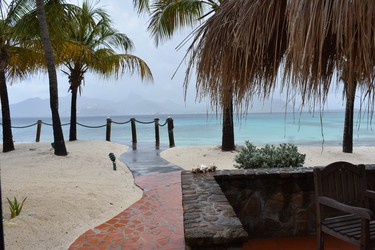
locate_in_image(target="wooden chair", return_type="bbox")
[313,161,375,250]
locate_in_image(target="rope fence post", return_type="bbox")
[11,116,174,146]
[106,118,112,141]
[131,118,137,149]
[36,120,42,142]
[167,117,175,148]
[154,118,160,149]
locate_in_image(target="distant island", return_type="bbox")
[4,95,343,118]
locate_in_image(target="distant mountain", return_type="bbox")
[5,95,297,118]
[9,97,53,118]
[6,95,209,118]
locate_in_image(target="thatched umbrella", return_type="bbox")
[185,0,375,153]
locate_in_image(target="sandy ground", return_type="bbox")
[1,141,375,250]
[160,145,375,170]
[1,141,142,250]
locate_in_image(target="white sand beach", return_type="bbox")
[1,141,142,250]
[161,145,375,170]
[1,141,375,250]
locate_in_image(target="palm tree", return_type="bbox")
[35,0,67,155]
[60,1,152,141]
[282,0,375,153]
[132,0,237,150]
[185,0,375,153]
[0,178,4,249]
[0,0,42,152]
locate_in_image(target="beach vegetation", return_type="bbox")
[7,197,27,219]
[234,141,305,169]
[132,0,237,151]
[60,0,153,141]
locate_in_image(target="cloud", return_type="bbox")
[7,0,346,112]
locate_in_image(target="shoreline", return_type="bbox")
[8,112,375,148]
[160,145,375,170]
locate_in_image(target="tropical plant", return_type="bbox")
[61,1,152,141]
[134,0,221,45]
[185,0,375,153]
[235,141,305,169]
[0,0,41,152]
[132,0,237,151]
[35,0,67,155]
[7,197,27,219]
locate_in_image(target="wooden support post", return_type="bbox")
[106,118,112,141]
[131,118,137,149]
[167,117,175,148]
[154,118,160,149]
[36,120,42,142]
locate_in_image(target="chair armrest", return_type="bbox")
[319,196,374,220]
[365,190,375,200]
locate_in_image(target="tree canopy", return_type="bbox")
[60,0,153,141]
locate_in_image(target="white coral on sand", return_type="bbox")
[191,164,217,173]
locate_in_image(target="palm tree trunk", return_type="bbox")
[69,86,78,141]
[0,67,15,152]
[0,178,4,249]
[342,80,357,153]
[221,95,235,151]
[36,0,67,156]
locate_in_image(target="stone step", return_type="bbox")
[181,171,248,249]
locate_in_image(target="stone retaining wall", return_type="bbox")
[215,168,316,238]
[215,165,375,238]
[182,165,375,247]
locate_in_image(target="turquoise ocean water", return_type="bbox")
[5,112,375,147]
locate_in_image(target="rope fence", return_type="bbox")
[3,117,175,148]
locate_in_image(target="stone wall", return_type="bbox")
[214,165,375,239]
[215,168,316,238]
[182,165,375,246]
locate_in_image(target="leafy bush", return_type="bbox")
[7,197,27,219]
[235,141,306,169]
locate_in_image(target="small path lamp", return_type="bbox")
[108,153,116,171]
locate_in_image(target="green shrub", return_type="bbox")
[235,141,306,169]
[7,197,27,219]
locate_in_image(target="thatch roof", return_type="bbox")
[185,0,375,111]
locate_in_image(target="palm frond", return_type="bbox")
[148,0,205,45]
[133,0,150,14]
[60,0,153,89]
[184,0,287,112]
[284,0,375,105]
[89,48,153,81]
[0,0,47,82]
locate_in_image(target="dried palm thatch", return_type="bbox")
[284,0,375,108]
[184,0,375,111]
[184,0,288,111]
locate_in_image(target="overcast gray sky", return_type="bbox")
[7,0,347,111]
[8,0,202,106]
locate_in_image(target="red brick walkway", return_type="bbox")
[68,168,358,250]
[69,171,184,249]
